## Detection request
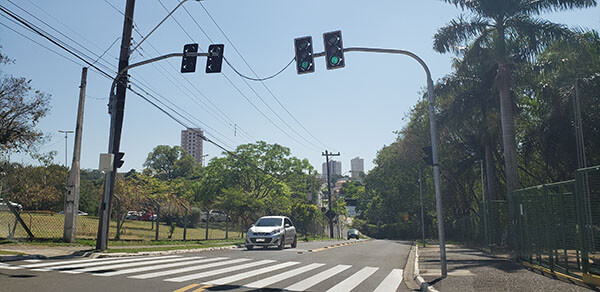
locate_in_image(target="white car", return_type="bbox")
[245,216,297,250]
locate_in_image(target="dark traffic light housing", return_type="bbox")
[323,30,345,70]
[180,43,198,73]
[115,152,125,168]
[422,146,433,166]
[206,44,224,73]
[294,36,315,74]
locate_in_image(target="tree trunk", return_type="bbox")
[496,63,519,193]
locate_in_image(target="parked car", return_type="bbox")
[347,228,360,240]
[58,210,88,216]
[138,211,156,221]
[126,211,141,220]
[200,210,231,222]
[245,216,297,250]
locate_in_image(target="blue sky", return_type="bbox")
[2,0,599,174]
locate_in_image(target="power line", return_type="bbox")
[198,2,332,150]
[171,2,321,151]
[0,5,113,78]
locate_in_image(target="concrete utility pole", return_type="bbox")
[322,150,340,238]
[58,130,74,166]
[63,67,87,242]
[96,0,135,251]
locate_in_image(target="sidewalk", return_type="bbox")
[416,244,595,291]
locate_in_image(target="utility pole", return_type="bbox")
[419,168,425,247]
[322,150,340,238]
[63,67,87,242]
[96,0,135,251]
[58,130,74,166]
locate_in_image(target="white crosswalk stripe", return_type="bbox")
[164,259,276,282]
[285,264,352,291]
[326,266,379,292]
[96,257,228,277]
[205,261,300,286]
[128,258,251,280]
[4,255,406,291]
[62,256,201,274]
[22,256,138,268]
[30,255,180,272]
[245,263,325,289]
[373,268,404,292]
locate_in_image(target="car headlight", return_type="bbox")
[247,230,254,236]
[270,229,282,235]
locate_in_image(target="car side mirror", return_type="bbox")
[250,224,254,227]
[285,224,290,228]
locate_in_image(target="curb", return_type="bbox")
[307,239,368,253]
[0,250,91,262]
[86,244,242,258]
[413,244,440,292]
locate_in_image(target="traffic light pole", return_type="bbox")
[322,150,340,238]
[314,47,447,277]
[96,0,135,251]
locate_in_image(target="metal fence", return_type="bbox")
[1,200,244,242]
[448,165,600,286]
[510,166,600,286]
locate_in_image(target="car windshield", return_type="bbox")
[255,218,282,227]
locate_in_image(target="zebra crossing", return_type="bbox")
[1,255,405,291]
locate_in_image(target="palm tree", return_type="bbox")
[433,0,597,193]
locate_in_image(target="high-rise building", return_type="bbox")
[351,156,364,179]
[181,128,204,164]
[322,160,342,180]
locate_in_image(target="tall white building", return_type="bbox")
[181,128,204,164]
[322,160,342,180]
[350,156,364,179]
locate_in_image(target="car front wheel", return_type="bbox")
[246,245,253,250]
[291,235,297,248]
[278,235,285,250]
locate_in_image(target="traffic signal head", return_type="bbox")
[181,43,198,73]
[294,36,315,74]
[115,152,125,168]
[323,30,345,70]
[206,44,224,73]
[421,146,433,166]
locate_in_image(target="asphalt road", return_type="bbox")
[0,239,413,292]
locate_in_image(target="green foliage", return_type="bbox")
[0,50,51,155]
[143,145,199,181]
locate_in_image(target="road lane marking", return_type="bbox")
[22,256,139,268]
[0,263,23,270]
[326,266,379,292]
[205,261,300,286]
[373,269,403,292]
[36,255,181,272]
[172,283,200,292]
[96,257,227,277]
[245,263,325,288]
[62,256,200,274]
[164,259,276,282]
[129,258,251,280]
[285,264,351,291]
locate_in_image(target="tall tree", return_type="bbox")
[433,0,597,193]
[0,51,50,154]
[143,145,197,181]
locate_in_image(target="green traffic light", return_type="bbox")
[301,60,309,70]
[330,56,340,65]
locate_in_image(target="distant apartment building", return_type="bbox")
[181,128,204,164]
[350,156,364,179]
[321,160,342,180]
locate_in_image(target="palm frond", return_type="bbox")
[433,15,491,54]
[506,15,573,59]
[520,0,597,15]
